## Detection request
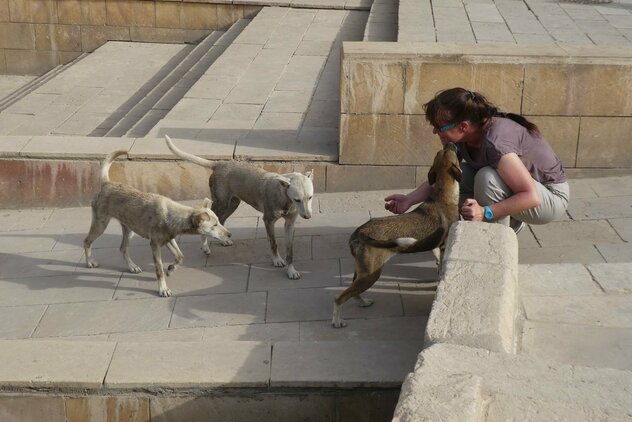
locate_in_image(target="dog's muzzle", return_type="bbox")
[444,142,457,152]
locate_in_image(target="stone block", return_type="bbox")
[243,5,263,19]
[156,2,181,28]
[0,0,8,22]
[0,396,65,422]
[105,0,155,27]
[81,25,130,52]
[523,295,632,327]
[425,222,518,353]
[65,397,150,422]
[130,27,186,43]
[0,49,5,73]
[519,263,601,296]
[404,62,523,114]
[217,4,244,31]
[527,116,579,168]
[35,23,81,51]
[577,117,632,167]
[340,114,441,165]
[56,0,82,24]
[5,48,57,75]
[150,395,335,422]
[29,0,57,23]
[326,163,417,192]
[394,373,483,422]
[271,341,420,387]
[587,262,632,293]
[0,340,114,387]
[347,61,404,114]
[524,64,632,116]
[531,220,620,245]
[57,49,82,65]
[182,2,217,30]
[0,22,35,49]
[106,341,271,388]
[521,321,632,371]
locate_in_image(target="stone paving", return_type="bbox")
[400,0,632,45]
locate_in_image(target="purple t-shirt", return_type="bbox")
[457,117,566,184]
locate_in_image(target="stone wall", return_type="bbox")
[340,42,632,168]
[0,0,261,75]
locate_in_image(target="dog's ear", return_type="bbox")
[305,169,314,180]
[277,176,290,189]
[191,210,210,227]
[450,163,462,182]
[201,197,212,208]
[427,167,436,186]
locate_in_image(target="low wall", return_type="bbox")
[0,0,261,75]
[340,42,632,168]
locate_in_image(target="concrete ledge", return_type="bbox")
[393,343,632,421]
[424,222,519,353]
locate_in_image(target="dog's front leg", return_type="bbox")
[120,224,142,273]
[150,240,171,297]
[264,216,286,267]
[284,214,300,279]
[165,239,184,276]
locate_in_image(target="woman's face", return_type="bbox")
[432,121,466,146]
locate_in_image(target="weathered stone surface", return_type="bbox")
[523,295,632,327]
[523,64,632,116]
[577,117,632,167]
[527,116,579,168]
[404,62,523,115]
[65,396,150,422]
[0,340,114,387]
[519,263,602,296]
[426,222,518,353]
[393,373,483,422]
[587,262,632,293]
[340,113,441,165]
[0,396,65,422]
[348,61,404,114]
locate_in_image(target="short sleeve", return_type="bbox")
[485,138,518,168]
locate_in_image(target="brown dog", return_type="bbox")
[332,143,462,328]
[84,150,231,297]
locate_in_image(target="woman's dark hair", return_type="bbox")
[424,87,539,134]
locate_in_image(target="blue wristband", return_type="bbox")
[483,205,494,221]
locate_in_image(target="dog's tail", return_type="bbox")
[100,150,128,183]
[165,135,215,169]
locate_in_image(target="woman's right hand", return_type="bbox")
[384,194,411,214]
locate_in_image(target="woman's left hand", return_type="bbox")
[461,198,484,221]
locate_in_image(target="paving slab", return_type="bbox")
[203,322,300,342]
[0,305,46,339]
[33,298,175,338]
[271,341,420,387]
[519,263,602,296]
[595,242,632,263]
[248,258,341,291]
[521,320,632,371]
[299,315,427,343]
[530,219,622,246]
[0,340,115,388]
[169,291,267,329]
[523,295,632,327]
[587,262,632,293]
[105,341,271,388]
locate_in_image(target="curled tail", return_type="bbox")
[100,150,128,183]
[165,134,215,169]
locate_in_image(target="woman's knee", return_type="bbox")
[473,167,511,203]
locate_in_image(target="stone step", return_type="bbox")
[0,42,188,137]
[363,0,399,41]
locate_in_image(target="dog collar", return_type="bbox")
[483,205,494,221]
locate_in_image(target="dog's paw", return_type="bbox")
[86,260,99,269]
[272,256,287,267]
[332,319,347,329]
[128,264,142,274]
[159,287,172,297]
[201,245,211,255]
[166,264,176,276]
[220,239,233,247]
[357,298,374,308]
[287,266,301,279]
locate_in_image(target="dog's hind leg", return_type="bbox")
[332,250,392,328]
[165,238,184,276]
[284,213,300,279]
[83,211,110,269]
[120,224,141,273]
[150,240,171,297]
[263,215,285,268]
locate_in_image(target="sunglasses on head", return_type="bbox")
[436,122,458,133]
